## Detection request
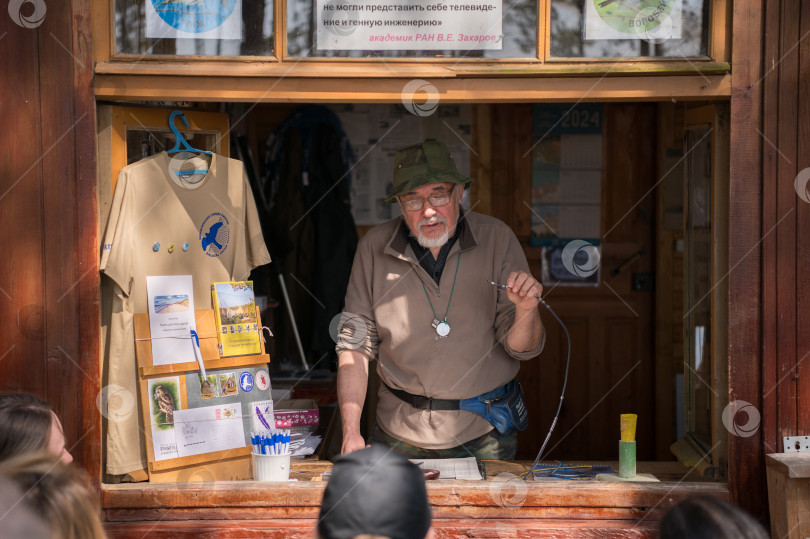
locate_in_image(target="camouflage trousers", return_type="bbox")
[369,424,517,460]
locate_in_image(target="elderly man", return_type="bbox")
[336,140,545,460]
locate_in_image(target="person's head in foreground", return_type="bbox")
[318,445,433,539]
[0,474,50,539]
[0,392,72,464]
[387,140,471,252]
[0,452,107,539]
[659,495,768,539]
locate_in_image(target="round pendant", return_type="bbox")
[435,321,450,338]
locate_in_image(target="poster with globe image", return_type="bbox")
[584,0,682,41]
[146,0,243,40]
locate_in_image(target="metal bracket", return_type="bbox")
[783,436,810,453]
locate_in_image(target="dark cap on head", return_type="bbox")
[385,140,472,203]
[318,445,432,539]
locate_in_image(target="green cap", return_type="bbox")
[385,140,472,203]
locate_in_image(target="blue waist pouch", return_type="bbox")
[459,380,529,436]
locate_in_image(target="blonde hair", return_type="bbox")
[0,452,107,539]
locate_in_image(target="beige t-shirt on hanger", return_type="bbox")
[100,151,271,476]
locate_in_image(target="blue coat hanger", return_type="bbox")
[167,110,212,176]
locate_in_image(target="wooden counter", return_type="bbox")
[102,460,727,538]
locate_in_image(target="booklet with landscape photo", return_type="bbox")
[211,281,262,357]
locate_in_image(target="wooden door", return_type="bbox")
[489,103,658,461]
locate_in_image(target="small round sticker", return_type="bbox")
[254,369,270,391]
[239,372,254,393]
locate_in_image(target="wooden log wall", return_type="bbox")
[0,0,100,482]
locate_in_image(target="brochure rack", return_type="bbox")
[133,307,271,482]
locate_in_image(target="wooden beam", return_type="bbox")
[93,59,730,78]
[728,0,765,521]
[73,0,102,486]
[94,75,732,103]
[797,0,810,439]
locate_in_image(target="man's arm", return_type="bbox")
[504,270,545,353]
[338,349,371,454]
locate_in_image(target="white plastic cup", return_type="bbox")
[252,452,291,481]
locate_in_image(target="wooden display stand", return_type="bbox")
[134,308,270,483]
[766,453,810,539]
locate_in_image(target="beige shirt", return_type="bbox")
[100,152,271,475]
[338,212,543,449]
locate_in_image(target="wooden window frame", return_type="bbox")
[93,0,732,98]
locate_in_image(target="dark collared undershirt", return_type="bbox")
[402,218,465,285]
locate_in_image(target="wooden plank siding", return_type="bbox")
[0,0,99,482]
[798,0,810,439]
[729,0,810,523]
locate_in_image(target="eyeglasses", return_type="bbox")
[399,187,456,212]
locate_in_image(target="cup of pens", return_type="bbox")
[251,429,291,482]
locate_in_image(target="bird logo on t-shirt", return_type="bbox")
[202,222,224,252]
[198,212,230,257]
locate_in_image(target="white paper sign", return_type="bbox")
[146,0,243,40]
[146,275,198,366]
[173,404,246,458]
[316,0,502,50]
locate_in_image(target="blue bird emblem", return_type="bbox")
[199,212,230,257]
[201,221,224,252]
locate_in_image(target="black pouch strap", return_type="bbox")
[382,381,461,411]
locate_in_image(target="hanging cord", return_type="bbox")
[420,252,461,324]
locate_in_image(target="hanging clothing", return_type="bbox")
[261,106,358,366]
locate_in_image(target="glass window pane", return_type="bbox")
[550,0,709,58]
[286,0,537,58]
[114,0,274,57]
[683,125,713,448]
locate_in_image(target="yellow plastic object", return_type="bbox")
[620,414,637,442]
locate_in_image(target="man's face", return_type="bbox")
[398,182,463,250]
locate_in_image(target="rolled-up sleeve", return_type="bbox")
[335,235,380,360]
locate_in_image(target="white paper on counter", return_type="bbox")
[410,457,482,480]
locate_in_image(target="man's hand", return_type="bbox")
[341,432,367,455]
[506,270,543,312]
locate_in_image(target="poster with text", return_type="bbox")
[316,0,502,50]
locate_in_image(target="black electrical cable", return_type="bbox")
[526,296,571,481]
[485,280,572,481]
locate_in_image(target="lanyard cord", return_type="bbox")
[421,251,461,322]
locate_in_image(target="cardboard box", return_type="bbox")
[274,399,319,429]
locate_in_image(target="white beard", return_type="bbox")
[416,215,449,249]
